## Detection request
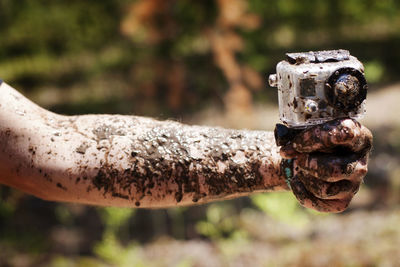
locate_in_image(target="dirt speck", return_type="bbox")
[76,142,90,154]
[56,182,67,191]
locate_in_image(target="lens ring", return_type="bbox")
[325,68,367,112]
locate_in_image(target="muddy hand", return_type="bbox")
[280,118,373,213]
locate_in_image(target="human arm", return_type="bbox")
[0,81,287,208]
[0,81,372,211]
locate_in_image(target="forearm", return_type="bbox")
[0,82,287,208]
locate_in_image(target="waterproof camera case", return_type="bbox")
[269,49,367,129]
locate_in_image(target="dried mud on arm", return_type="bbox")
[0,82,287,208]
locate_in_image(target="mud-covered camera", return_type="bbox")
[269,50,367,132]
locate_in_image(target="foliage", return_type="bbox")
[196,203,247,241]
[94,207,140,266]
[1,0,400,117]
[93,232,144,267]
[251,192,311,228]
[98,206,135,231]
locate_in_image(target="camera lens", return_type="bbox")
[325,67,367,112]
[334,74,360,107]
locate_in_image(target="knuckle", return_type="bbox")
[342,118,357,128]
[335,198,352,213]
[334,203,349,213]
[340,126,354,140]
[356,165,368,177]
[330,128,349,145]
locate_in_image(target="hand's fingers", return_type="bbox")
[290,175,352,213]
[295,152,368,182]
[280,144,302,159]
[289,119,372,153]
[297,172,360,200]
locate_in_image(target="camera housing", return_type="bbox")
[269,50,367,128]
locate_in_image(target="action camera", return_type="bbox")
[269,49,367,129]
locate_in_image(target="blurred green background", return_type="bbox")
[1,0,400,266]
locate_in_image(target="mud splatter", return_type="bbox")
[87,120,283,206]
[76,142,90,154]
[56,183,67,191]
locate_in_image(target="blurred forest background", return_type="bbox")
[1,0,400,266]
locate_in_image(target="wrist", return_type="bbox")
[259,149,290,192]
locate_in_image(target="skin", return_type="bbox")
[0,82,372,212]
[280,119,372,212]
